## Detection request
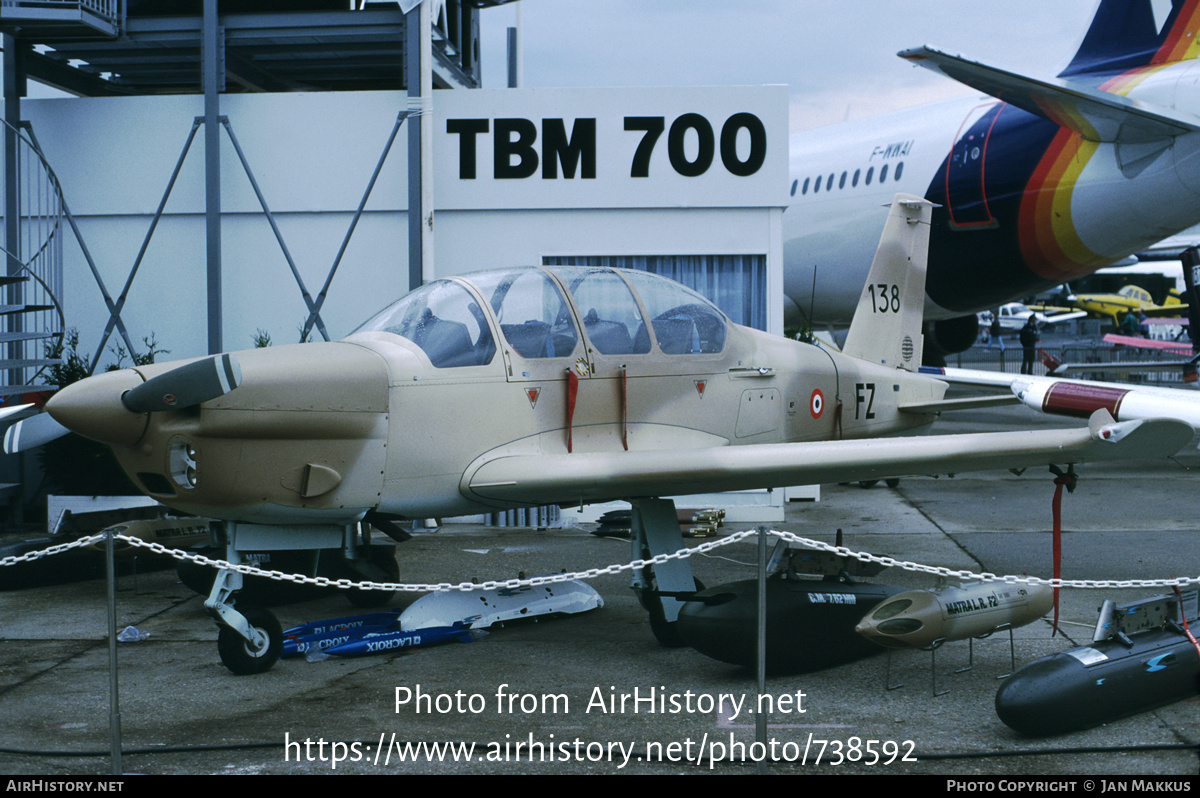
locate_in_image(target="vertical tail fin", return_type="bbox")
[841,194,934,370]
[1060,0,1200,78]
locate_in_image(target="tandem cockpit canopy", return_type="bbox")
[352,266,728,368]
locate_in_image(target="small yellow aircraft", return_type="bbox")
[5,195,1190,674]
[1068,284,1187,326]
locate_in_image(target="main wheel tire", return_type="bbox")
[217,607,282,675]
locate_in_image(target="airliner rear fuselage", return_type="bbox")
[784,6,1200,338]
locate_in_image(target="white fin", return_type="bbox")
[841,193,934,370]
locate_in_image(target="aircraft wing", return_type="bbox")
[462,412,1191,507]
[1140,306,1188,318]
[899,45,1200,143]
[1039,310,1088,324]
[1029,303,1079,315]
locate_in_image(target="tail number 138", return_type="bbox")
[867,283,901,313]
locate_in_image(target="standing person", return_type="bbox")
[1019,315,1039,374]
[988,313,1005,351]
[1120,310,1140,336]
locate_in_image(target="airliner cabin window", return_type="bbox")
[353,279,495,368]
[469,269,579,359]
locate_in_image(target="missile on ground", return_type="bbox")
[281,611,402,658]
[323,622,475,657]
[855,581,1054,650]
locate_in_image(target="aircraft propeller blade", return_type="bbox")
[4,412,69,454]
[121,353,242,414]
[0,403,34,423]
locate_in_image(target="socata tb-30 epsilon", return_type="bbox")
[786,0,1200,358]
[5,196,1190,674]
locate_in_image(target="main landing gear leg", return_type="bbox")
[630,497,699,647]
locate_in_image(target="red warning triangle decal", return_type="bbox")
[694,380,707,397]
[527,388,541,409]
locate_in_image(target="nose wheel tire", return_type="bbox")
[217,607,282,675]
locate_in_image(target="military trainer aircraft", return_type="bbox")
[5,195,1191,674]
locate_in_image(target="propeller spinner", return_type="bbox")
[3,354,243,454]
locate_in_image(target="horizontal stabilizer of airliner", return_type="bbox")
[899,45,1200,143]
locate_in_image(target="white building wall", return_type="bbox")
[25,91,410,362]
[21,86,786,364]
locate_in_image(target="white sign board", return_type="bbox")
[434,86,789,211]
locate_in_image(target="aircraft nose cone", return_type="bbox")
[46,369,148,447]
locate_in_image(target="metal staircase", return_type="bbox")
[0,1,119,38]
[0,118,65,402]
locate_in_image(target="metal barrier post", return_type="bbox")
[106,525,122,775]
[756,526,767,773]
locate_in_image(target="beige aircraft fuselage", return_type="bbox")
[72,320,942,526]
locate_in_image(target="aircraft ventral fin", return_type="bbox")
[462,411,1192,507]
[899,45,1200,143]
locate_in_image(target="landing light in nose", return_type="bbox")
[169,440,198,489]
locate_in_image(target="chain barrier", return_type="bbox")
[3,528,1198,593]
[0,532,108,565]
